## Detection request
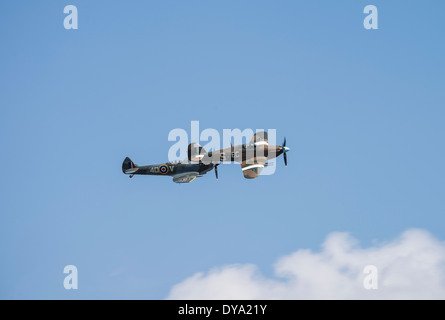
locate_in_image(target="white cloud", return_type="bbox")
[167,229,445,299]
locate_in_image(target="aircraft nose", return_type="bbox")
[283,146,290,153]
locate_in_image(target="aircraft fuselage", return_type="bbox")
[203,144,284,164]
[132,162,214,176]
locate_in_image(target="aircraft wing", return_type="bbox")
[172,172,199,183]
[249,131,268,146]
[240,158,267,179]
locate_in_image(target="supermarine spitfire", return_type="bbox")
[122,131,290,183]
[122,143,216,183]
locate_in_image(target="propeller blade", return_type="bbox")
[283,137,286,147]
[215,165,219,180]
[284,153,287,167]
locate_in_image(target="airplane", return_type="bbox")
[202,131,290,179]
[122,131,290,182]
[122,143,218,183]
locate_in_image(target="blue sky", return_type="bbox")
[1,1,445,299]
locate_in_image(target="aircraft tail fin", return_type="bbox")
[122,157,138,174]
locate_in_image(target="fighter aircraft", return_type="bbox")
[122,143,218,183]
[122,131,289,182]
[202,131,290,179]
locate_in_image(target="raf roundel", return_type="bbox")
[159,164,169,174]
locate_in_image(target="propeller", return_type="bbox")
[215,163,219,180]
[282,137,289,167]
